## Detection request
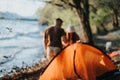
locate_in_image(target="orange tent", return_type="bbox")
[39,43,116,80]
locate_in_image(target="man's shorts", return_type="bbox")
[46,46,61,61]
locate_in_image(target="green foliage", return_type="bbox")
[95,0,120,10]
[36,4,54,24]
[90,8,111,26]
[37,2,80,29]
[37,0,120,34]
[115,38,120,46]
[52,9,79,28]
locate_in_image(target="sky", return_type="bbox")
[0,0,45,17]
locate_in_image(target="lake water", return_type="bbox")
[0,19,46,77]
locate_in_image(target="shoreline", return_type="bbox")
[1,52,120,80]
[0,59,48,80]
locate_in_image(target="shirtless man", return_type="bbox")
[44,18,67,61]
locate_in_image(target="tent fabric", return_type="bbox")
[39,43,116,80]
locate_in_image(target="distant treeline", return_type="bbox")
[0,12,38,21]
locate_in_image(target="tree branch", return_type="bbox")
[44,1,65,8]
[89,4,97,13]
[60,0,77,8]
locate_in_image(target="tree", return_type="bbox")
[94,0,120,29]
[90,7,111,34]
[72,0,93,44]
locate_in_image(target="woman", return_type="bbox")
[66,24,80,45]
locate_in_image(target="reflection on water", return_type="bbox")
[0,19,46,77]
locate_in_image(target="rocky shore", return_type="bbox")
[1,54,120,80]
[0,59,48,80]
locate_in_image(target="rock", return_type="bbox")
[0,58,48,80]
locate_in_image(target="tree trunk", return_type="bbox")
[73,0,93,44]
[113,9,119,29]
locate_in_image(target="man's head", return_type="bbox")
[56,18,63,23]
[55,18,63,28]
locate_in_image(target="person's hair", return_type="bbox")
[56,18,63,23]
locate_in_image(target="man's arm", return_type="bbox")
[61,35,68,48]
[43,30,48,57]
[60,29,68,47]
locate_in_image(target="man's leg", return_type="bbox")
[47,46,55,61]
